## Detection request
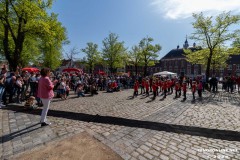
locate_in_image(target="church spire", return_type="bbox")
[183,35,189,49]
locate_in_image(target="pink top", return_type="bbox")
[37,76,54,99]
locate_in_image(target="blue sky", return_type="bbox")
[51,0,240,59]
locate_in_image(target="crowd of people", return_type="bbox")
[132,75,240,101]
[0,67,240,108]
[0,65,240,126]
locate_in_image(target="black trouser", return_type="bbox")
[192,91,195,100]
[175,90,178,98]
[146,90,149,96]
[164,89,167,98]
[183,91,186,99]
[153,91,156,99]
[133,91,138,96]
[198,89,202,98]
[141,86,145,94]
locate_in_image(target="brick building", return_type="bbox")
[159,38,202,77]
[213,55,240,77]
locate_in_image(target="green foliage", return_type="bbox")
[187,12,240,80]
[82,42,101,73]
[184,47,229,70]
[0,0,67,70]
[102,33,126,73]
[139,37,161,76]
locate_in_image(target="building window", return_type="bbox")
[219,68,224,73]
[187,68,191,75]
[181,60,184,67]
[237,64,240,70]
[175,61,178,66]
[228,65,232,70]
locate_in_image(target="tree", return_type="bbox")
[65,47,79,68]
[81,42,100,73]
[128,45,143,75]
[185,12,240,82]
[102,33,126,73]
[0,0,67,71]
[139,37,161,76]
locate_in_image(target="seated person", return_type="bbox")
[24,96,37,110]
[90,82,98,95]
[76,84,85,97]
[107,82,113,92]
[113,81,120,91]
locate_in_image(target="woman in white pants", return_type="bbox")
[37,68,54,127]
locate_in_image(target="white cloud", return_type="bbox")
[150,0,240,19]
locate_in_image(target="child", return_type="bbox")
[182,81,187,101]
[76,84,85,97]
[145,80,149,97]
[65,82,70,98]
[24,96,37,110]
[15,76,23,103]
[152,81,157,100]
[197,80,203,99]
[162,80,167,98]
[58,79,67,100]
[140,78,145,94]
[174,81,180,99]
[133,80,139,97]
[192,81,197,101]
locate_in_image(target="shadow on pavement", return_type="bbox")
[2,105,240,142]
[1,123,41,143]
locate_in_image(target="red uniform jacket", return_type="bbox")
[162,82,167,90]
[145,82,149,90]
[134,83,139,91]
[192,84,196,92]
[152,83,157,92]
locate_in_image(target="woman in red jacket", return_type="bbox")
[38,68,54,127]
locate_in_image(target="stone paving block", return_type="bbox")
[1,90,240,159]
[159,154,169,160]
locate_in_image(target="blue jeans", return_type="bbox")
[78,91,85,97]
[0,86,5,102]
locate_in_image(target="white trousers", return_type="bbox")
[40,98,51,123]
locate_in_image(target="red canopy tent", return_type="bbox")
[62,68,83,73]
[22,67,40,73]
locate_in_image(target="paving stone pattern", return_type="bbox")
[1,89,240,160]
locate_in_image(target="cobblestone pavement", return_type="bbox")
[1,89,240,160]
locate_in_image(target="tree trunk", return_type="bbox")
[135,65,138,76]
[205,50,213,83]
[144,62,147,77]
[89,64,93,74]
